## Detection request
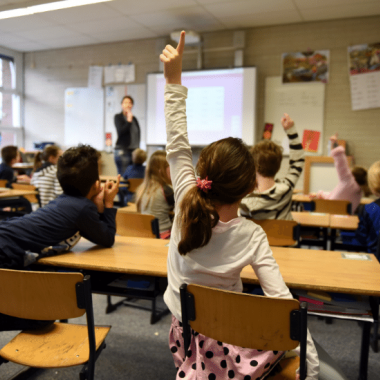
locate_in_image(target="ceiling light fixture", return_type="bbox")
[0,0,113,20]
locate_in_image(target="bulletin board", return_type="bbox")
[264,76,325,154]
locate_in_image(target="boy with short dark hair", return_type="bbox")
[239,113,305,220]
[0,145,18,187]
[0,145,120,331]
[0,145,120,270]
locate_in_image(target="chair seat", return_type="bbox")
[0,322,110,368]
[269,356,299,379]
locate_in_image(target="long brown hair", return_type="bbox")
[178,137,256,255]
[136,150,171,212]
[33,145,60,171]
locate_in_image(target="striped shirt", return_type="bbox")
[31,163,63,207]
[239,125,305,220]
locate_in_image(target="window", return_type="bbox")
[0,50,23,152]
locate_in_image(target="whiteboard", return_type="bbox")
[64,88,104,151]
[105,84,146,149]
[264,77,325,154]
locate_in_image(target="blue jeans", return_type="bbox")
[114,149,132,176]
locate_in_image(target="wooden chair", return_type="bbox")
[108,211,166,323]
[127,178,144,193]
[116,211,159,238]
[0,179,7,187]
[311,199,352,215]
[180,284,308,380]
[0,269,110,380]
[247,218,300,247]
[11,183,41,207]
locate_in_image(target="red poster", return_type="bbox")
[302,130,320,152]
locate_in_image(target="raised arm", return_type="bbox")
[281,113,305,188]
[329,133,352,183]
[161,32,197,204]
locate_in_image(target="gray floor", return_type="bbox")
[0,294,379,380]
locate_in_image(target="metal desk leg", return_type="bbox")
[330,228,336,251]
[359,322,371,380]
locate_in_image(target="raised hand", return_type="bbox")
[104,175,121,208]
[160,30,186,85]
[329,132,338,144]
[281,113,294,130]
[91,181,105,213]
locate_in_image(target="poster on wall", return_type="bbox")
[282,50,329,84]
[104,64,135,85]
[348,42,380,111]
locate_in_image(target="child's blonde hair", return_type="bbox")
[132,148,147,165]
[368,161,380,197]
[136,150,171,212]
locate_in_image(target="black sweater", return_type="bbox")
[114,113,140,150]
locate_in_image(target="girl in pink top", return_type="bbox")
[311,134,367,213]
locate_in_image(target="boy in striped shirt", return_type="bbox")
[240,113,304,220]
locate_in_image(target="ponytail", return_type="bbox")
[33,152,43,171]
[178,186,219,255]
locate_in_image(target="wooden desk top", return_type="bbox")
[291,211,330,227]
[0,188,38,198]
[330,214,359,230]
[117,203,137,213]
[292,194,372,206]
[38,236,380,297]
[12,162,34,169]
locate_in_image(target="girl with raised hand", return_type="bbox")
[160,32,320,380]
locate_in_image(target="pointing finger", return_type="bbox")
[176,30,186,55]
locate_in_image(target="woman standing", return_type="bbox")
[114,95,140,175]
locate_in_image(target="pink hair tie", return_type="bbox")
[196,176,212,192]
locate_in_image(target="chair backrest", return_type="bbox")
[116,211,159,238]
[127,178,144,193]
[312,199,352,215]
[0,269,87,320]
[0,179,7,187]
[180,284,307,379]
[11,183,40,205]
[248,218,299,247]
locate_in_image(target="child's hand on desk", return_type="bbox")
[160,30,185,85]
[281,113,294,130]
[91,181,105,213]
[104,175,120,208]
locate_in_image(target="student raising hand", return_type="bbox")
[104,175,121,208]
[281,113,294,130]
[160,30,185,85]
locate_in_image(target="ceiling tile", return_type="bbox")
[41,35,101,49]
[219,9,302,28]
[0,13,55,32]
[36,3,121,23]
[67,16,142,34]
[3,40,48,52]
[107,0,198,15]
[90,27,157,42]
[131,6,218,27]
[300,2,380,21]
[294,0,375,10]
[14,25,80,39]
[203,0,297,18]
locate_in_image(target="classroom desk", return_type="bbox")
[12,162,34,170]
[0,188,37,214]
[37,236,380,379]
[117,203,137,213]
[292,194,372,206]
[330,214,359,230]
[0,188,37,198]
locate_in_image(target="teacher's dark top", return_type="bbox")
[114,113,140,151]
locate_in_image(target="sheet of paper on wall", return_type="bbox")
[88,66,103,88]
[104,64,135,84]
[302,130,320,152]
[348,43,380,111]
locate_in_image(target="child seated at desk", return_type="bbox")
[239,114,305,220]
[341,160,380,257]
[135,150,174,239]
[0,144,120,331]
[309,133,370,214]
[160,32,320,380]
[0,145,30,188]
[122,147,147,203]
[30,144,63,207]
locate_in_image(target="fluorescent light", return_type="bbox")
[0,0,113,20]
